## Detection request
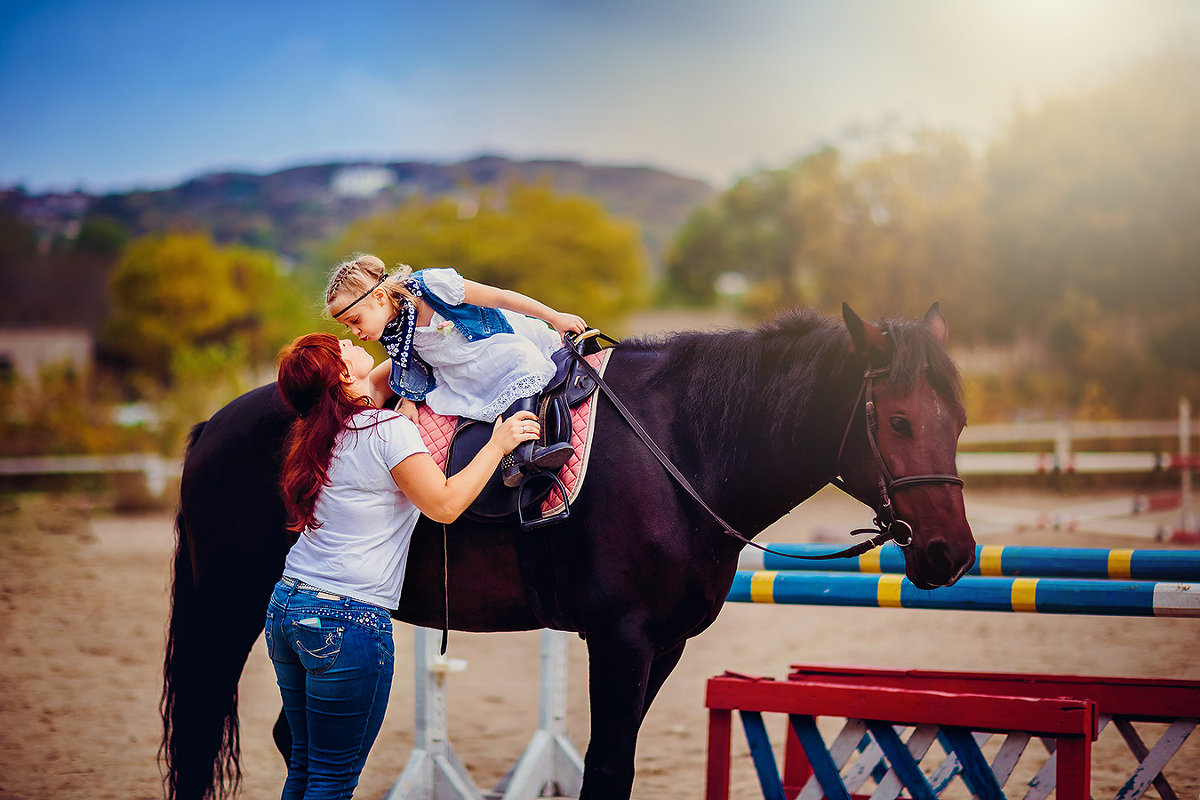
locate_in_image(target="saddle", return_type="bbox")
[443,331,609,531]
[408,332,612,633]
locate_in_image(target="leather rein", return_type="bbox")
[566,333,964,561]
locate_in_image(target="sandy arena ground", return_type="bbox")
[1,486,1198,800]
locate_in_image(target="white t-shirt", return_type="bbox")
[283,409,429,608]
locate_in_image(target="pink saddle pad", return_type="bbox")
[414,349,610,515]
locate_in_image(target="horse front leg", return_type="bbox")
[579,622,656,800]
[642,640,686,722]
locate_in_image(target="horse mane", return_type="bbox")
[616,308,963,459]
[617,310,852,454]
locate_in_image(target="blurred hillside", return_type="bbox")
[4,154,710,269]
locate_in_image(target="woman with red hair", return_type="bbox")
[266,332,537,800]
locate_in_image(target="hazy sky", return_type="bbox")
[2,0,1196,193]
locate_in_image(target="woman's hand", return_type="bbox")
[399,398,420,425]
[550,312,587,339]
[392,409,540,524]
[492,410,540,454]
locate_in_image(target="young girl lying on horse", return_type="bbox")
[325,254,587,487]
[268,333,538,799]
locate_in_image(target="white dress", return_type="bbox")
[414,268,563,421]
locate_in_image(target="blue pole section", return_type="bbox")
[740,544,1200,582]
[728,571,1200,617]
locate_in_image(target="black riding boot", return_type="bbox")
[501,395,574,488]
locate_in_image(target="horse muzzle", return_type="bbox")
[903,521,976,589]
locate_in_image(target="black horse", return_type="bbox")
[161,303,974,800]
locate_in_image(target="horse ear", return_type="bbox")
[843,302,888,361]
[923,301,948,346]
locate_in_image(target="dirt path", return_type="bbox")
[1,489,1198,799]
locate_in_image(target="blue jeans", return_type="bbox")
[265,578,395,800]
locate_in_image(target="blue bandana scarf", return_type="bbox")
[379,278,434,399]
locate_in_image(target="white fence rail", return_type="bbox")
[0,453,178,496]
[958,398,1197,476]
[0,401,1195,503]
[958,398,1198,538]
[960,419,1190,445]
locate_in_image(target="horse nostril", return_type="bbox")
[920,539,960,587]
[958,549,978,582]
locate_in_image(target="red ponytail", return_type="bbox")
[276,333,374,533]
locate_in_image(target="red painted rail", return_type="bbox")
[705,672,1097,800]
[781,665,1200,800]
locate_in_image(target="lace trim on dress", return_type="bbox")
[477,372,555,422]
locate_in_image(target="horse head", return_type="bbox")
[837,302,975,589]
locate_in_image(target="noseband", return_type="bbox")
[828,366,965,554]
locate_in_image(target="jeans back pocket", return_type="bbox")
[292,618,344,674]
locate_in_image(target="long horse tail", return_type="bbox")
[160,420,243,800]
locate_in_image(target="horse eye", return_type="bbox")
[889,416,913,438]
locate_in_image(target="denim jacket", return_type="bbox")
[386,271,515,402]
[388,353,435,402]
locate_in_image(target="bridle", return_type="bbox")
[826,365,965,556]
[566,335,963,562]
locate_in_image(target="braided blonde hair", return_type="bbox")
[324,253,417,318]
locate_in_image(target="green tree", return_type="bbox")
[0,212,129,330]
[324,183,648,331]
[0,213,41,323]
[983,48,1200,339]
[980,48,1200,414]
[666,148,845,310]
[0,363,157,457]
[839,131,984,325]
[100,232,305,387]
[665,135,983,328]
[73,215,129,259]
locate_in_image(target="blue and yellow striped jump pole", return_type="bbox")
[728,571,1200,617]
[737,543,1200,582]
